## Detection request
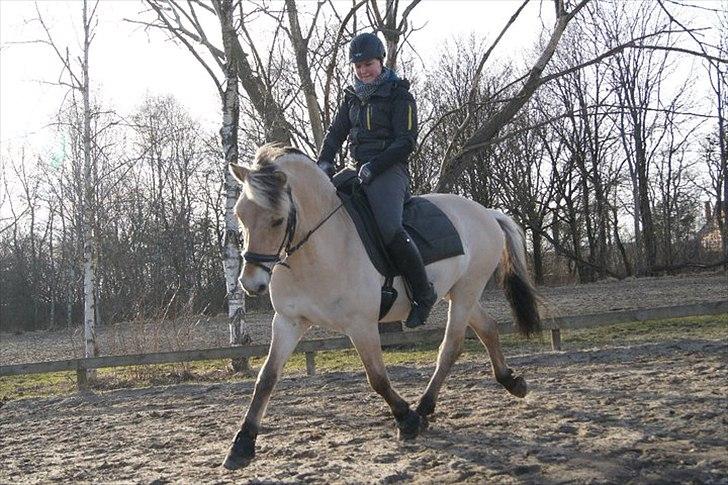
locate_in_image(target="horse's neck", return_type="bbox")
[285,163,353,265]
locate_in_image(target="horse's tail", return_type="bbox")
[493,212,542,338]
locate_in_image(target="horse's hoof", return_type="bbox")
[396,410,421,440]
[418,414,430,431]
[497,369,529,398]
[507,375,528,398]
[222,427,257,470]
[415,405,433,431]
[222,450,252,470]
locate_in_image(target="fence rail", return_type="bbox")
[1,301,726,387]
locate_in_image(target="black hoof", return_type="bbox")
[497,369,528,398]
[507,375,528,398]
[222,427,257,470]
[396,410,421,440]
[418,414,430,431]
[222,450,252,470]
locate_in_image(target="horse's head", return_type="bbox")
[229,146,295,296]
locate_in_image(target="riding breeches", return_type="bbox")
[362,162,411,245]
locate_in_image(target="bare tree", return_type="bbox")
[35,0,101,376]
[367,0,421,71]
[435,0,590,192]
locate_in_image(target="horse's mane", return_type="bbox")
[245,143,314,216]
[253,143,308,168]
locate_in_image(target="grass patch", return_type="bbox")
[1,314,725,403]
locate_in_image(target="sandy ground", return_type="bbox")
[1,273,726,365]
[1,336,726,483]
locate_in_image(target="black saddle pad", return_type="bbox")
[333,170,464,277]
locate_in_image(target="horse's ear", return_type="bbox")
[229,163,249,183]
[273,170,287,186]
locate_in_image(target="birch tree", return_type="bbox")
[36,0,100,376]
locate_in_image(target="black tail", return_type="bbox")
[495,214,541,338]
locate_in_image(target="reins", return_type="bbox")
[243,187,343,275]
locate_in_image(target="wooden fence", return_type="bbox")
[1,301,726,387]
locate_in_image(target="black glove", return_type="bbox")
[317,160,335,179]
[358,162,374,185]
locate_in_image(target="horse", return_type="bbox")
[222,144,541,470]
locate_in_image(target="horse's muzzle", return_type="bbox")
[241,280,268,296]
[240,265,270,296]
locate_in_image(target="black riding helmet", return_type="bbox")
[349,32,386,63]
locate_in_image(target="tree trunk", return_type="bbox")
[81,0,98,380]
[718,66,728,269]
[435,1,586,192]
[220,0,251,373]
[285,0,324,149]
[634,124,657,275]
[531,228,544,285]
[611,204,632,277]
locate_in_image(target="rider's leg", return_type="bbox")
[364,163,437,328]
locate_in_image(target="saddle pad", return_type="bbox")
[337,181,464,277]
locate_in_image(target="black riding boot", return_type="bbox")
[387,229,438,328]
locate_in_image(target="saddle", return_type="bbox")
[333,169,464,320]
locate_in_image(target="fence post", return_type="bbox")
[305,352,316,376]
[550,328,562,351]
[76,366,89,389]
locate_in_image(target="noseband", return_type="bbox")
[242,188,342,275]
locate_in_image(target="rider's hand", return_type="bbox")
[317,160,335,179]
[358,162,374,185]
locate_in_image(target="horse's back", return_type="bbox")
[420,193,506,270]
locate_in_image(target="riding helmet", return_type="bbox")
[349,33,386,63]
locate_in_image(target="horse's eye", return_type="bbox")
[271,217,284,227]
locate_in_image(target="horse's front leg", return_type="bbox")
[222,313,308,470]
[348,326,422,440]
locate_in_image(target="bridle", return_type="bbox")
[242,187,343,275]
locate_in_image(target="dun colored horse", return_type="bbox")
[223,144,541,469]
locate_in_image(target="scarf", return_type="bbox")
[354,66,399,102]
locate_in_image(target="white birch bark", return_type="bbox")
[81,0,98,375]
[219,0,250,371]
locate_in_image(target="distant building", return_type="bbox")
[696,201,725,252]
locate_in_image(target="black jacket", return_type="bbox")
[318,78,418,176]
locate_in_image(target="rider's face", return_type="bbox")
[353,59,383,84]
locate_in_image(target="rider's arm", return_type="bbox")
[318,97,352,166]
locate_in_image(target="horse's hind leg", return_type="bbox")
[222,314,309,470]
[348,326,422,440]
[415,299,469,424]
[469,303,528,398]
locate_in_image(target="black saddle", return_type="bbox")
[333,169,464,319]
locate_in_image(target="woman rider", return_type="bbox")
[316,32,437,328]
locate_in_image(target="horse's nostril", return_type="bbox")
[256,284,266,294]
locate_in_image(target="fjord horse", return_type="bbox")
[222,144,540,469]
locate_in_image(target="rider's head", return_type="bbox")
[349,33,385,84]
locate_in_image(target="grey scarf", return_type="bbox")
[354,67,399,102]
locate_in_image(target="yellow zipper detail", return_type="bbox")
[367,105,372,130]
[408,104,413,130]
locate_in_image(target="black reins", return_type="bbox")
[243,188,343,275]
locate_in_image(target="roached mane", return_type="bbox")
[244,143,306,216]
